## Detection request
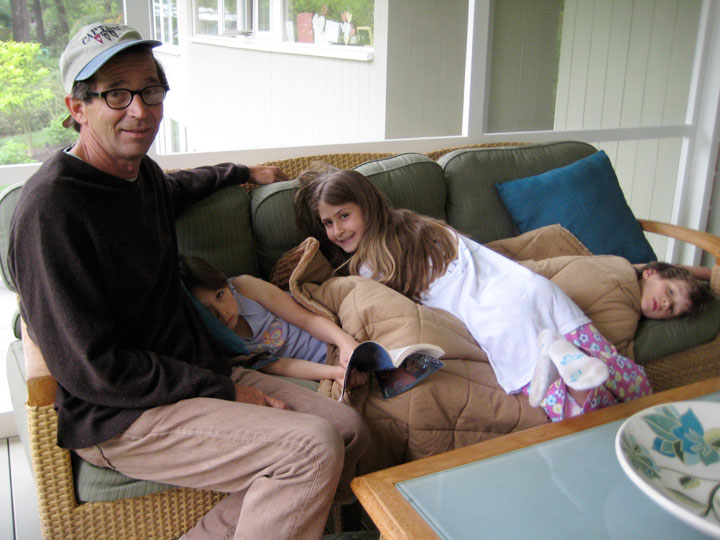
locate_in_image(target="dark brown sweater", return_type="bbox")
[9,151,248,449]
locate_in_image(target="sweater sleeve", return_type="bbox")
[163,161,250,216]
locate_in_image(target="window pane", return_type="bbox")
[224,0,238,35]
[154,0,179,45]
[284,0,374,46]
[258,0,270,32]
[196,0,220,36]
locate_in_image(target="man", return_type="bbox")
[9,23,368,540]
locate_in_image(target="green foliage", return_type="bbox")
[40,113,76,146]
[290,0,374,29]
[0,140,33,164]
[0,41,56,148]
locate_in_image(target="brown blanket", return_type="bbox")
[279,225,641,473]
[284,237,548,474]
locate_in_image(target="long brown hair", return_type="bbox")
[294,168,457,300]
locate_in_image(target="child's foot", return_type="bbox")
[548,339,609,391]
[529,329,560,407]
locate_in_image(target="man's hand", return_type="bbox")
[247,165,289,184]
[234,384,289,409]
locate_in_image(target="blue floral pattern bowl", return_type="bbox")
[615,401,720,538]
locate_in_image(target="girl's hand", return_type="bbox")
[337,337,360,369]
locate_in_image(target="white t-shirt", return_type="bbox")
[361,231,589,393]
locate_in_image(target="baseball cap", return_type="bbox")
[60,23,162,94]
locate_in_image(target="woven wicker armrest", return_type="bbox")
[638,219,720,294]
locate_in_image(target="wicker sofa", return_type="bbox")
[3,141,719,539]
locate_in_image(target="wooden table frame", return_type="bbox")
[351,377,720,540]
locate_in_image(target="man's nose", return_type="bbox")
[127,94,149,116]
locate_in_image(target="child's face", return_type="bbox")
[317,201,366,253]
[193,286,240,329]
[639,269,692,319]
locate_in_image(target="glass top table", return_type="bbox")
[351,378,720,539]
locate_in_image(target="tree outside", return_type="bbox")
[0,0,123,167]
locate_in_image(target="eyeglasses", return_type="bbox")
[86,85,170,110]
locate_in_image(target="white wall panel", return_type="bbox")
[384,0,467,139]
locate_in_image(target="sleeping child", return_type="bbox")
[518,256,714,418]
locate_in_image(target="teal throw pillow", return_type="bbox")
[494,150,656,264]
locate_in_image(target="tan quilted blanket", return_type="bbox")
[279,225,641,473]
[485,224,642,358]
[283,237,548,474]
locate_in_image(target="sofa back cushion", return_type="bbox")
[438,141,598,243]
[353,153,448,222]
[251,153,449,279]
[176,185,259,278]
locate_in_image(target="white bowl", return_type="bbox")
[615,400,720,538]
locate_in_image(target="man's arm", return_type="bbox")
[164,161,288,215]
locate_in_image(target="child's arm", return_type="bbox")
[260,357,367,388]
[260,357,345,384]
[232,275,359,367]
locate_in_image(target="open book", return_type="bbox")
[338,341,445,400]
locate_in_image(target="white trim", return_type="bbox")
[189,35,373,61]
[669,0,720,265]
[0,411,17,439]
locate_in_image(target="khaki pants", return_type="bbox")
[75,368,369,540]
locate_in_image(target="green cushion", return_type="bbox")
[0,182,25,292]
[634,297,720,364]
[438,142,597,243]
[251,180,307,280]
[353,153,448,222]
[494,150,656,264]
[176,185,259,278]
[251,153,448,281]
[73,376,318,502]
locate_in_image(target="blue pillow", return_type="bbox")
[494,150,656,264]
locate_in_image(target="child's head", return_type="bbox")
[638,261,713,319]
[295,168,391,257]
[294,167,458,300]
[178,254,239,329]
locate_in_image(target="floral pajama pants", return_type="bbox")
[521,322,652,421]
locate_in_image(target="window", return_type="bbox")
[193,0,374,47]
[194,0,272,37]
[154,0,180,46]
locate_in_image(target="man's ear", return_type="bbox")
[65,95,88,126]
[642,268,656,279]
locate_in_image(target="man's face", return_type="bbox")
[69,51,163,176]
